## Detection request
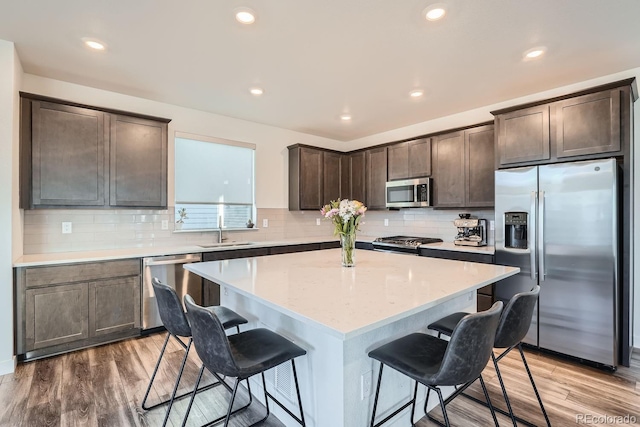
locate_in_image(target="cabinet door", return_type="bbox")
[323,151,342,204]
[89,277,140,337]
[465,125,495,207]
[340,154,350,199]
[553,89,621,158]
[31,101,106,207]
[433,131,465,207]
[110,115,167,207]
[298,147,324,209]
[366,147,387,209]
[350,152,366,203]
[497,104,550,166]
[387,142,409,181]
[25,283,89,350]
[408,138,432,178]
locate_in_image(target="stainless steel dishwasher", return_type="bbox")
[142,254,202,330]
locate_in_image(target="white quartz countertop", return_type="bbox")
[420,242,495,255]
[185,249,519,340]
[13,237,343,267]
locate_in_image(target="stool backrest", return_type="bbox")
[184,294,239,378]
[151,278,192,337]
[431,300,503,386]
[494,285,540,349]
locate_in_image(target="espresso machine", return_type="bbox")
[454,214,487,247]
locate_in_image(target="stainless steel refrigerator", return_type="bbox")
[494,158,618,367]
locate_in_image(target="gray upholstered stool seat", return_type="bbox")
[368,301,503,427]
[141,278,248,427]
[427,285,551,427]
[184,294,307,427]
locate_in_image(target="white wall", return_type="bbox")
[0,40,21,375]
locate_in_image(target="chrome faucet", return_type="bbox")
[217,215,224,243]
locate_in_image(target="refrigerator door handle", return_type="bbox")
[530,191,537,280]
[538,190,545,281]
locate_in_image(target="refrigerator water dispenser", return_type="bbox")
[505,212,528,249]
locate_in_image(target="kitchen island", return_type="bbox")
[185,249,519,427]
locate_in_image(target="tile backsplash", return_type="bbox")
[22,207,495,254]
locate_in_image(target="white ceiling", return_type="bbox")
[1,1,640,142]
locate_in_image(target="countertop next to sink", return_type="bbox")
[13,236,351,268]
[420,241,495,255]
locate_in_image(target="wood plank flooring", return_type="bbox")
[1,333,638,426]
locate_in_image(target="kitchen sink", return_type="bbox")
[198,242,256,249]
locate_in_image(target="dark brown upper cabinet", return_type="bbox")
[288,145,349,210]
[349,152,366,203]
[465,124,495,207]
[20,93,170,209]
[387,138,431,181]
[30,101,107,207]
[323,151,342,204]
[495,104,550,167]
[365,146,387,210]
[110,115,167,207]
[433,124,495,208]
[432,131,465,207]
[553,89,621,158]
[494,82,631,168]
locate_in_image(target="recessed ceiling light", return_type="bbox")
[249,87,264,96]
[340,114,352,122]
[524,47,546,60]
[424,5,446,21]
[82,38,106,51]
[235,7,256,24]
[409,89,424,98]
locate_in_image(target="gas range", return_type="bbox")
[372,236,443,254]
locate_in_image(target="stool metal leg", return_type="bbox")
[491,351,517,427]
[518,343,552,427]
[162,338,193,427]
[141,332,171,410]
[479,375,499,427]
[291,359,307,426]
[370,363,384,427]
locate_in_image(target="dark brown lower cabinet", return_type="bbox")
[25,283,89,351]
[16,259,141,360]
[418,248,495,311]
[89,277,140,337]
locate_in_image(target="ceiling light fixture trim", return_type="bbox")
[235,7,257,24]
[82,38,107,51]
[523,46,547,60]
[424,4,447,21]
[409,89,424,98]
[340,114,352,121]
[250,87,264,96]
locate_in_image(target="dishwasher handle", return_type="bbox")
[143,254,202,266]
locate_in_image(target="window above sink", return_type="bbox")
[174,132,256,231]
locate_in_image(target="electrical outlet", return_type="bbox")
[489,220,495,231]
[361,370,372,400]
[316,218,321,226]
[61,222,72,234]
[161,219,169,230]
[263,219,269,228]
[384,219,389,227]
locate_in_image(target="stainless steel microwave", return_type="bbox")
[385,178,431,208]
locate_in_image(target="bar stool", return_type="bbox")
[141,278,248,426]
[428,285,551,427]
[368,301,503,427]
[183,294,307,427]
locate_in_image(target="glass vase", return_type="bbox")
[340,233,356,267]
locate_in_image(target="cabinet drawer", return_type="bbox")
[478,284,493,296]
[25,259,140,288]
